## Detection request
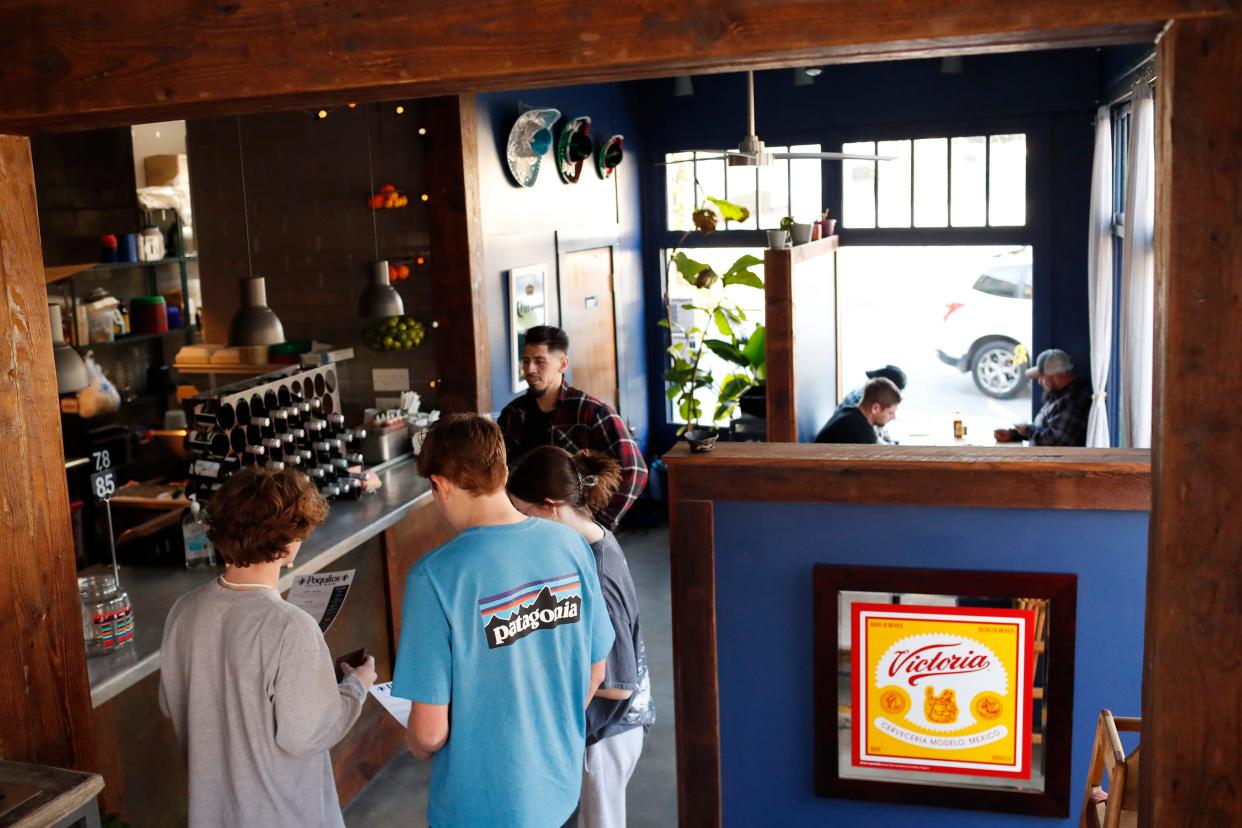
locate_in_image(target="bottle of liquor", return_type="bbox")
[271,409,289,434]
[262,438,283,464]
[243,444,266,466]
[953,411,965,440]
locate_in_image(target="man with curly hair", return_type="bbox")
[159,468,377,827]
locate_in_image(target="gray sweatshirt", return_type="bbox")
[159,580,365,827]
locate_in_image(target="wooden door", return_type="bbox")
[561,247,619,412]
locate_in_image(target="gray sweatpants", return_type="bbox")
[579,727,645,828]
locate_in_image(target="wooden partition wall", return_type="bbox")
[1,3,1239,825]
[765,237,839,442]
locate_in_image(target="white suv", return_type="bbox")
[937,252,1032,399]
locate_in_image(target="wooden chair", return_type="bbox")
[1080,709,1141,828]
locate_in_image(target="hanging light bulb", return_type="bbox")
[358,260,405,319]
[227,117,286,346]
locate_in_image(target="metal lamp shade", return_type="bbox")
[227,277,285,346]
[49,304,89,394]
[358,261,404,319]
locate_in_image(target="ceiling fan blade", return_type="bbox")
[654,154,733,166]
[773,151,898,162]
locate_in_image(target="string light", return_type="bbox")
[420,193,429,202]
[394,105,405,115]
[417,127,427,135]
[347,102,357,109]
[416,256,426,265]
[317,109,328,119]
[431,320,439,329]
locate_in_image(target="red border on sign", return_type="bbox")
[850,603,1036,780]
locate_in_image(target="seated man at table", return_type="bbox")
[836,364,907,444]
[815,377,902,444]
[993,348,1091,446]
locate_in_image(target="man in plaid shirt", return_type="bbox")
[498,326,647,529]
[994,349,1092,446]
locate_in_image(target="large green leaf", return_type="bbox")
[713,308,733,337]
[706,196,751,223]
[718,373,754,402]
[704,338,748,366]
[722,254,764,289]
[741,325,766,369]
[673,252,717,289]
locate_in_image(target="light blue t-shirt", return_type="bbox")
[392,517,615,827]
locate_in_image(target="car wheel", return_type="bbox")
[971,341,1024,399]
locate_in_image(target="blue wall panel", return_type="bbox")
[712,501,1148,826]
[475,86,648,451]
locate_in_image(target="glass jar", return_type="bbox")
[78,575,135,653]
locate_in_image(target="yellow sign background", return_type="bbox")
[858,608,1028,775]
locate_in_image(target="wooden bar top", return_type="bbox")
[664,443,1151,511]
[0,760,102,827]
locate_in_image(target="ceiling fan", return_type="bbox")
[660,70,895,166]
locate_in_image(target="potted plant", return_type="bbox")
[662,195,767,449]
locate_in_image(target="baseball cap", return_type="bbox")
[1025,349,1073,378]
[865,364,907,390]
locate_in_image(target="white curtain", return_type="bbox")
[1120,85,1155,449]
[1086,106,1114,447]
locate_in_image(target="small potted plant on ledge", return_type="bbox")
[662,194,767,451]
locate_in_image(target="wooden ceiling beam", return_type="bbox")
[0,0,1224,133]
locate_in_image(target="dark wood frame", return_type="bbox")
[812,565,1078,817]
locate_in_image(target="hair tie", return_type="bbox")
[576,472,599,500]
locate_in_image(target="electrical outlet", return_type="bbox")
[372,368,410,392]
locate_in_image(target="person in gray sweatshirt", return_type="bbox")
[160,468,376,827]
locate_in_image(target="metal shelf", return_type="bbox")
[73,330,188,351]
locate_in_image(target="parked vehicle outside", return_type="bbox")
[937,251,1032,399]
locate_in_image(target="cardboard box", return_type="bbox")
[144,154,188,187]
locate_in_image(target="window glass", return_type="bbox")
[696,152,726,223]
[950,136,987,226]
[789,144,823,225]
[725,161,758,229]
[877,140,913,228]
[757,146,790,229]
[664,151,696,232]
[842,141,877,228]
[988,134,1026,225]
[913,138,949,227]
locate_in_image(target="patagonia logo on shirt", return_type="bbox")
[478,573,582,649]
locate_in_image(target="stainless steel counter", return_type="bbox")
[85,456,431,708]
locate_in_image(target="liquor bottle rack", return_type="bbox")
[183,363,368,502]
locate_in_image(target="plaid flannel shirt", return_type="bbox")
[1026,377,1092,446]
[498,383,647,530]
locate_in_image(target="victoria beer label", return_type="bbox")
[851,603,1036,779]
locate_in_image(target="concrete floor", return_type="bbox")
[344,525,677,827]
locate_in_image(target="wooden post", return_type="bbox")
[1146,14,1242,827]
[0,135,97,769]
[424,94,490,414]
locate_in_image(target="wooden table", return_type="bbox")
[0,761,103,828]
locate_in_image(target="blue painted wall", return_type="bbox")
[712,501,1148,826]
[628,49,1124,447]
[475,86,648,451]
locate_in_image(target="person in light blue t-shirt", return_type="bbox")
[393,414,614,828]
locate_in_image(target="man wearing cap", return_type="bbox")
[837,365,907,444]
[994,349,1092,446]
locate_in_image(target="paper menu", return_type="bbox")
[369,681,411,728]
[287,569,355,633]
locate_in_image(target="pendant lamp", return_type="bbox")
[226,117,286,346]
[50,303,89,394]
[359,106,404,320]
[358,260,405,319]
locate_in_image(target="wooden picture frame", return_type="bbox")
[813,564,1077,817]
[508,263,548,394]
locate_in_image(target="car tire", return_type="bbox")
[971,340,1024,399]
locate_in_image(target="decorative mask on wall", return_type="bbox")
[555,116,593,183]
[595,134,624,179]
[506,107,561,188]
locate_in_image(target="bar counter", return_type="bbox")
[86,455,431,707]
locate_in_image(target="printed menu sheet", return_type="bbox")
[287,570,355,633]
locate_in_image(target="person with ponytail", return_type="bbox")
[508,446,654,828]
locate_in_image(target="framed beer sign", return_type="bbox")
[813,565,1078,817]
